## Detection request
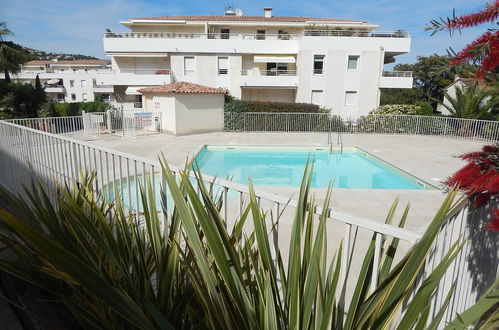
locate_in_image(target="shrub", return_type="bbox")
[414,101,434,116]
[52,101,111,117]
[371,104,432,116]
[224,96,329,114]
[0,81,46,117]
[0,161,495,328]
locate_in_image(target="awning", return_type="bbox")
[125,86,147,95]
[254,55,296,63]
[46,78,61,84]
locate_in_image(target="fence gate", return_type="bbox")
[123,111,162,138]
[82,112,106,138]
[83,110,162,139]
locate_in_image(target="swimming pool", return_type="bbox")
[193,146,432,190]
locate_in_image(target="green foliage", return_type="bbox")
[381,54,477,109]
[440,83,498,120]
[380,88,425,105]
[52,101,111,116]
[224,96,329,113]
[0,157,492,328]
[371,104,434,116]
[0,81,45,117]
[414,101,434,116]
[0,23,33,81]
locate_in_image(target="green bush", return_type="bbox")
[0,81,46,117]
[371,104,433,116]
[52,101,111,117]
[414,101,434,116]
[0,161,494,328]
[224,96,329,114]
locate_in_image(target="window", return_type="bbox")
[71,93,76,101]
[256,29,266,40]
[218,57,229,75]
[81,80,87,88]
[348,55,359,70]
[220,28,230,39]
[82,93,88,101]
[69,80,75,88]
[184,56,195,76]
[278,30,290,40]
[57,93,65,101]
[345,91,357,105]
[99,94,110,102]
[311,90,323,105]
[314,55,324,74]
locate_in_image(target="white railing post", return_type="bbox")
[106,110,112,134]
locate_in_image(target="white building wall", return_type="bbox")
[174,94,224,134]
[103,17,412,119]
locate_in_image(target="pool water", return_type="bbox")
[193,146,430,190]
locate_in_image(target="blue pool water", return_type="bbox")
[193,146,428,190]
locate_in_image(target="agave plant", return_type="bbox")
[0,159,496,329]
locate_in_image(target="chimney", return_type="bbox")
[263,7,272,18]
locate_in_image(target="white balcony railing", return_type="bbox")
[241,69,297,76]
[119,68,172,75]
[303,30,410,38]
[382,71,413,77]
[104,30,409,40]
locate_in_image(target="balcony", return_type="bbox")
[240,69,298,88]
[96,69,173,86]
[379,71,413,88]
[93,84,114,93]
[44,84,65,93]
[104,30,409,40]
[104,32,299,54]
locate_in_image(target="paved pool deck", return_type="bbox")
[87,132,486,233]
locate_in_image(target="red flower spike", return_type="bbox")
[474,192,491,207]
[487,209,499,231]
[447,144,499,231]
[485,175,499,193]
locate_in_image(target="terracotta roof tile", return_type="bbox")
[132,15,367,23]
[138,82,228,95]
[24,59,110,66]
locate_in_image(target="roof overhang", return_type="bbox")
[125,86,148,95]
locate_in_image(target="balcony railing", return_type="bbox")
[382,71,413,77]
[119,68,172,75]
[104,30,409,39]
[304,30,409,38]
[241,69,297,76]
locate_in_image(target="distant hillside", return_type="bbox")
[26,47,98,61]
[1,41,98,61]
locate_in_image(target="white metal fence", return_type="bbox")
[425,198,499,325]
[82,110,162,139]
[224,112,499,142]
[6,116,85,139]
[0,119,496,327]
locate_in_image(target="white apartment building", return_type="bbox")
[11,59,114,103]
[100,7,413,118]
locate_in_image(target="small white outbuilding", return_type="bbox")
[138,82,227,135]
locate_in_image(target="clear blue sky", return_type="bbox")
[2,0,490,67]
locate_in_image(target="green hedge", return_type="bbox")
[370,103,433,116]
[53,101,111,116]
[38,101,112,117]
[224,98,329,114]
